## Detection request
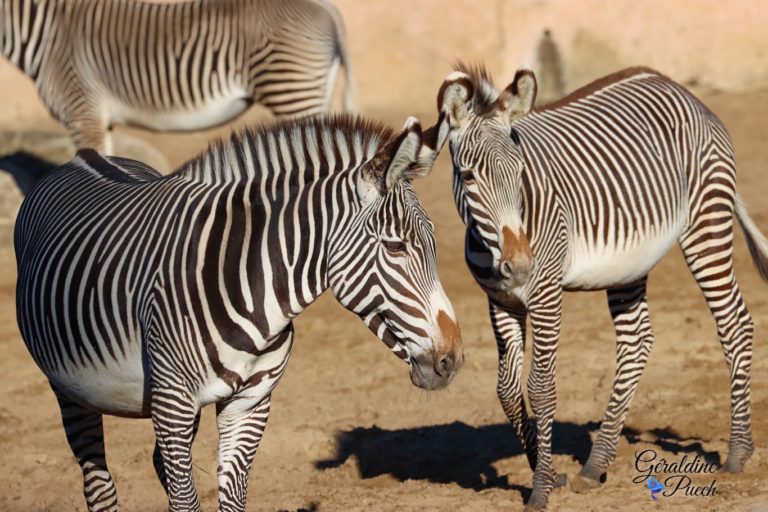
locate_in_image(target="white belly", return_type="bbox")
[108,89,250,132]
[48,343,149,417]
[562,220,684,290]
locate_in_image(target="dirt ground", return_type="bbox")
[0,85,767,512]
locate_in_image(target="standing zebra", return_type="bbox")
[1,0,355,154]
[436,65,767,509]
[15,113,461,512]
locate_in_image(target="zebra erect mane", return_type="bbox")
[453,61,502,115]
[176,114,395,184]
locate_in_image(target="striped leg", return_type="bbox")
[489,299,538,470]
[680,211,754,473]
[573,278,654,491]
[150,379,201,512]
[525,288,564,510]
[53,389,118,512]
[67,115,111,155]
[153,412,202,495]
[216,394,272,512]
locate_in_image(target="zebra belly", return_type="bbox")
[108,90,250,132]
[47,342,149,417]
[562,221,684,290]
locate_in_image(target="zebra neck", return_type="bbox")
[199,170,361,345]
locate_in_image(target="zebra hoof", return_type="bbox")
[722,451,753,473]
[571,471,602,493]
[523,492,548,511]
[554,473,568,488]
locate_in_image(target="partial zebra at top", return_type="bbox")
[0,0,355,154]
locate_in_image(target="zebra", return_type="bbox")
[15,112,461,512]
[0,0,355,155]
[436,64,767,509]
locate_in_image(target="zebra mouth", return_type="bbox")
[409,361,431,389]
[408,354,450,391]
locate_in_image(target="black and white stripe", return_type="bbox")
[15,113,461,512]
[1,0,355,154]
[438,64,767,509]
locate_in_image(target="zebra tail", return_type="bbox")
[327,2,356,111]
[735,194,768,283]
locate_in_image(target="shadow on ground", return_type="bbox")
[0,151,58,194]
[316,421,722,496]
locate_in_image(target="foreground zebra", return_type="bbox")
[1,0,354,154]
[437,65,766,509]
[15,113,461,511]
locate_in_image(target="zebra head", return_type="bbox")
[439,66,538,289]
[328,116,463,390]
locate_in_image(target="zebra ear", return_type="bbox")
[383,116,424,189]
[496,69,537,124]
[438,72,475,129]
[357,117,423,204]
[410,111,450,178]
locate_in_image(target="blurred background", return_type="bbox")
[1,1,768,511]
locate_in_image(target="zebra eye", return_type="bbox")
[461,171,476,184]
[382,239,407,254]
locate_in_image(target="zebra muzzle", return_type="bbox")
[409,310,463,390]
[499,225,533,286]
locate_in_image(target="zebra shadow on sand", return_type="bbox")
[315,420,721,500]
[0,151,58,195]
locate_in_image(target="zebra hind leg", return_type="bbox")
[680,218,754,473]
[53,388,118,512]
[216,394,272,512]
[572,278,654,492]
[153,411,202,495]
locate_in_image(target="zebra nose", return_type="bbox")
[498,257,532,285]
[499,260,514,278]
[436,354,455,377]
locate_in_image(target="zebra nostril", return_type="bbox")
[499,260,514,277]
[437,355,454,376]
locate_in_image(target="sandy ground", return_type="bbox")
[0,81,767,512]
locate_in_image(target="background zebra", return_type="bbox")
[0,0,355,154]
[15,113,461,512]
[437,65,768,509]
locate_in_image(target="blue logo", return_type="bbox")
[647,476,665,501]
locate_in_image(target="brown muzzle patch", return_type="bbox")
[437,309,462,364]
[501,225,533,263]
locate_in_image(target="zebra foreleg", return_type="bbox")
[150,379,202,512]
[573,279,654,492]
[153,411,202,495]
[53,388,119,512]
[489,299,538,470]
[525,289,565,511]
[215,393,272,512]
